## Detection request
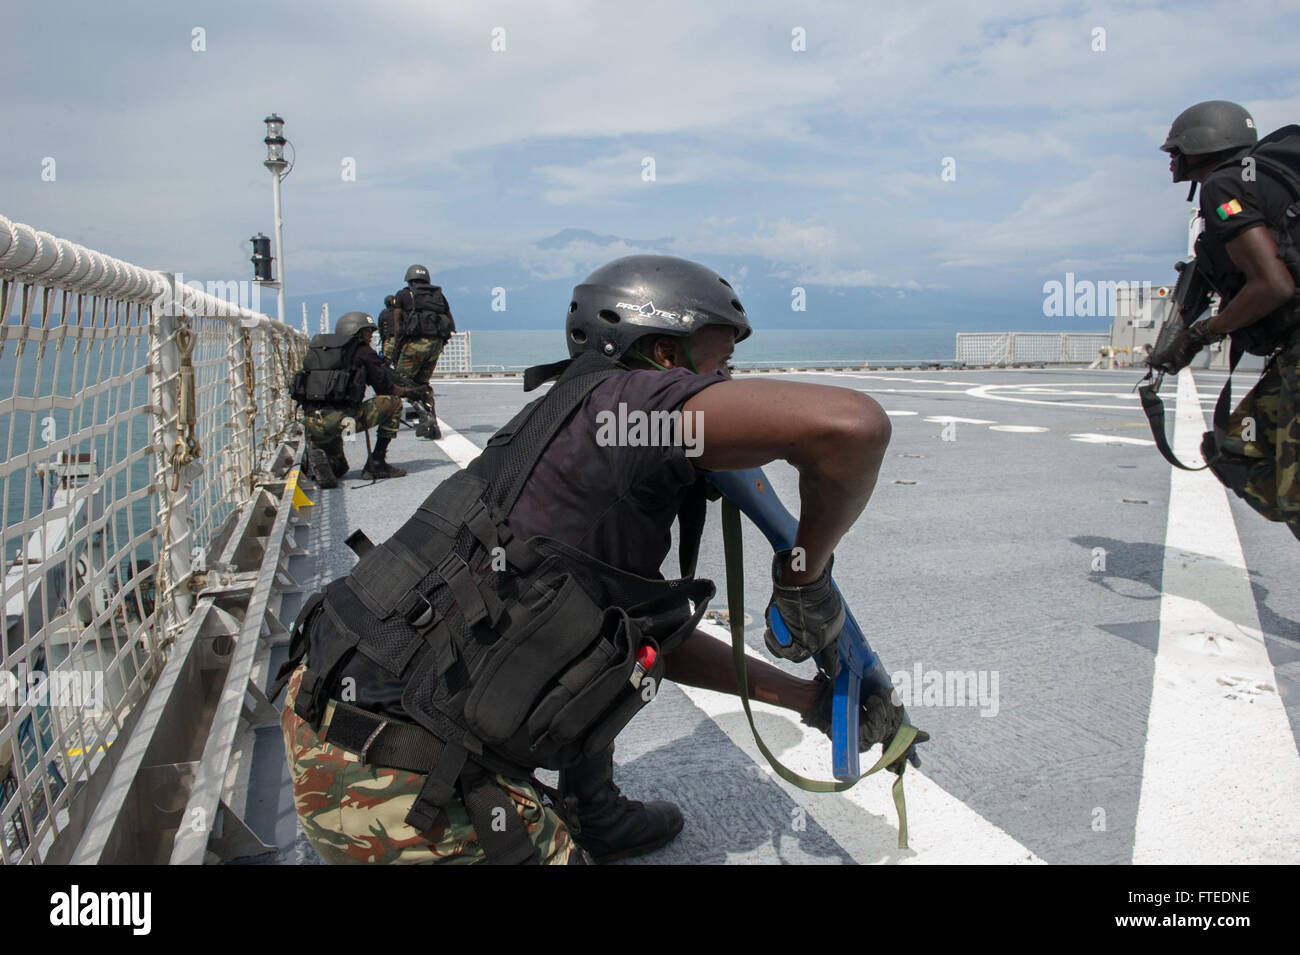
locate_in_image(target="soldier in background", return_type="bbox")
[377,294,400,363]
[291,311,414,486]
[393,264,455,440]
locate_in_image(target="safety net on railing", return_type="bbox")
[0,214,306,863]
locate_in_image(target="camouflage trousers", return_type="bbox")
[280,664,582,864]
[303,396,404,460]
[381,338,398,362]
[1215,343,1300,533]
[395,336,446,388]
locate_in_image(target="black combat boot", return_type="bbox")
[414,401,441,440]
[556,746,683,863]
[331,457,350,478]
[306,447,338,489]
[362,434,408,480]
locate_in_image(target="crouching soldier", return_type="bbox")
[291,310,415,487]
[275,256,915,864]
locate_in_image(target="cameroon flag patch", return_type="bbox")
[1216,198,1243,219]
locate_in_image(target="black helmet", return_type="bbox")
[405,264,431,284]
[1160,100,1257,157]
[336,311,377,339]
[383,294,397,308]
[566,255,752,360]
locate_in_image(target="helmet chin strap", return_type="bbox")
[1170,152,1198,200]
[627,340,701,374]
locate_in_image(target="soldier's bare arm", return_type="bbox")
[1210,225,1296,334]
[683,379,891,585]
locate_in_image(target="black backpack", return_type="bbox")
[290,333,366,407]
[406,285,454,341]
[1201,125,1300,356]
[377,307,395,344]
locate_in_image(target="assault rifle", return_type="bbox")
[1144,258,1216,381]
[707,467,922,780]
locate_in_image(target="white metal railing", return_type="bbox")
[439,331,471,373]
[0,214,306,863]
[955,332,1112,366]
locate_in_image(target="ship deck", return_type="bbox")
[238,365,1300,865]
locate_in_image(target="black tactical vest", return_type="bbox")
[290,333,366,408]
[377,307,396,343]
[406,285,452,340]
[279,352,715,842]
[1202,127,1300,356]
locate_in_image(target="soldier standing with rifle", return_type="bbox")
[377,294,400,363]
[1145,100,1300,540]
[393,264,455,440]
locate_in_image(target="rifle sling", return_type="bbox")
[719,497,917,849]
[1138,341,1243,471]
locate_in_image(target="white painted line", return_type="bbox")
[680,622,1042,864]
[883,410,918,417]
[923,416,996,425]
[431,419,482,470]
[435,380,527,385]
[964,383,1142,412]
[989,425,1049,433]
[1070,433,1155,446]
[859,388,985,394]
[1132,369,1300,864]
[815,374,974,386]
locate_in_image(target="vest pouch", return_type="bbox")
[524,606,644,747]
[576,627,666,760]
[310,369,355,404]
[462,572,605,745]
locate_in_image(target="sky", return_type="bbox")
[4,0,1299,332]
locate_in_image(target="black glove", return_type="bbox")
[1147,322,1199,374]
[800,673,930,759]
[1147,317,1223,374]
[764,551,845,663]
[1187,316,1225,348]
[393,375,432,402]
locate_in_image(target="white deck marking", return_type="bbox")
[923,415,996,425]
[430,419,482,469]
[1132,369,1300,864]
[965,383,1140,411]
[988,425,1048,433]
[679,622,1042,864]
[808,373,976,386]
[883,410,918,416]
[1070,433,1155,446]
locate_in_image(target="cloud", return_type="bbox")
[4,0,1299,313]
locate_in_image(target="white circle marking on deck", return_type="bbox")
[965,382,1143,411]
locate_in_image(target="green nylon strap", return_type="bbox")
[719,497,915,849]
[626,342,701,374]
